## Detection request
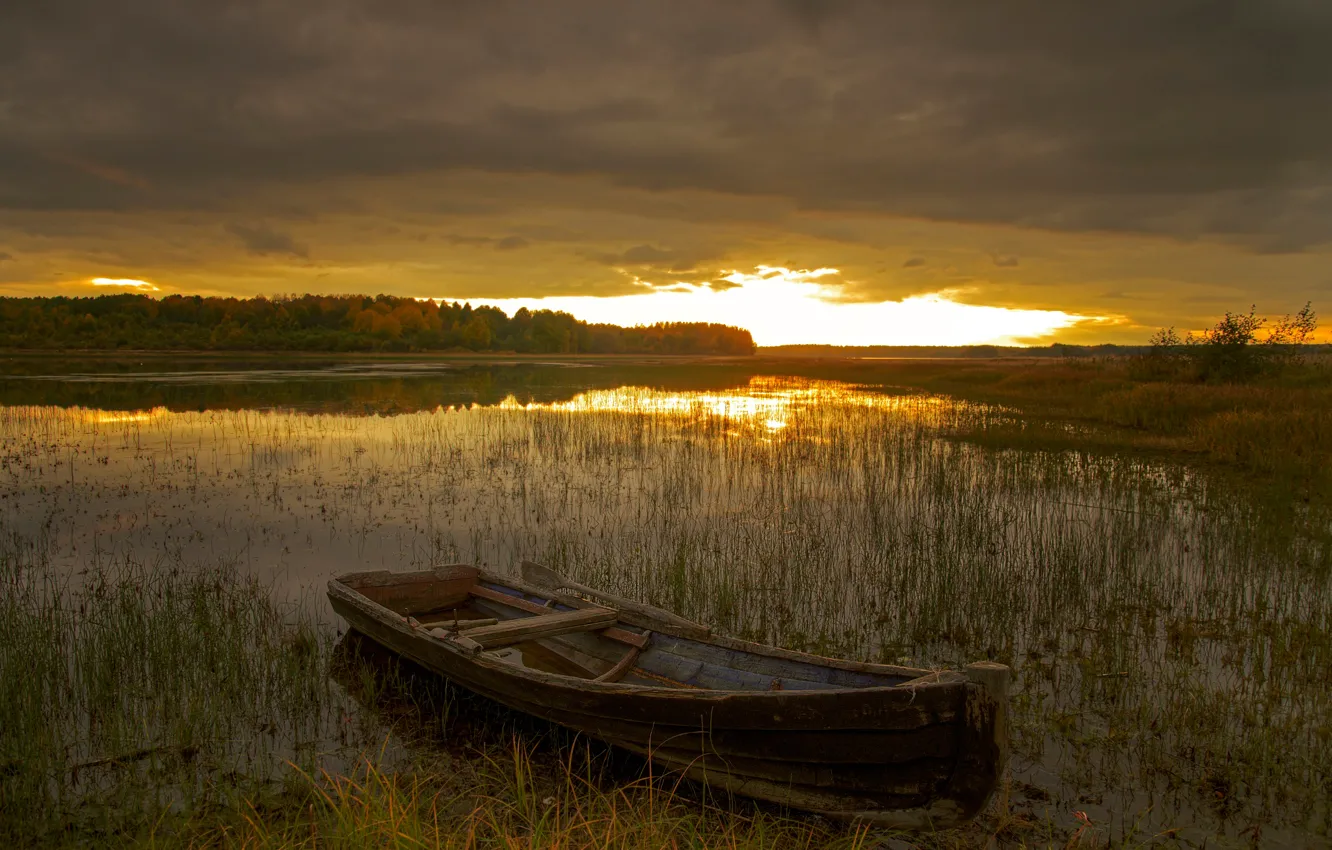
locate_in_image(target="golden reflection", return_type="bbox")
[52,380,947,433]
[495,378,937,431]
[80,406,169,424]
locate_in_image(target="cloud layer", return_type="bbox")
[2,0,1330,339]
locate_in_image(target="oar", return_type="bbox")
[520,560,711,640]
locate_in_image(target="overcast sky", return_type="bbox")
[2,0,1330,343]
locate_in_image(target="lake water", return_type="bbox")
[2,357,1328,846]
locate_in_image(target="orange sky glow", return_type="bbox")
[447,266,1112,346]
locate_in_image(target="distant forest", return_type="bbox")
[0,294,756,355]
[764,343,1154,358]
[764,341,1332,359]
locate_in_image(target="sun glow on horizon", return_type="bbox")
[439,266,1103,346]
[92,277,160,292]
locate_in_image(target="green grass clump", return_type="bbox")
[0,547,336,844]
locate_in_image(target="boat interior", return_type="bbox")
[338,565,933,692]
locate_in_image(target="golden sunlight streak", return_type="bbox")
[79,406,169,424]
[493,377,951,432]
[92,277,160,292]
[448,266,1098,346]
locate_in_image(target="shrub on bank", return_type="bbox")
[1140,303,1317,383]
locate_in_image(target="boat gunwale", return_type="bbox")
[473,567,938,681]
[329,568,948,696]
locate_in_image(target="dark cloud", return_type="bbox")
[225,223,309,258]
[991,254,1020,268]
[590,244,723,280]
[494,235,530,251]
[902,256,926,268]
[615,245,678,265]
[2,0,1328,251]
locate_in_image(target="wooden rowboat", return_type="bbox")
[327,561,1009,829]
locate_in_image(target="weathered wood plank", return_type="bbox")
[337,564,477,589]
[332,579,965,730]
[337,565,478,615]
[478,570,711,642]
[594,645,643,683]
[647,631,912,689]
[520,561,712,639]
[936,662,1010,823]
[897,670,967,688]
[463,608,620,649]
[470,583,650,649]
[420,616,499,630]
[490,572,927,680]
[327,573,1001,829]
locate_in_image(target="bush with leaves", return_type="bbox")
[1144,303,1317,382]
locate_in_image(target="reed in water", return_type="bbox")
[1,366,1329,845]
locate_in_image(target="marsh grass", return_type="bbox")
[0,578,1065,849]
[841,357,1332,491]
[2,365,1330,846]
[186,639,1174,850]
[0,544,346,843]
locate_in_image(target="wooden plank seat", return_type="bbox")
[420,616,498,631]
[448,606,620,650]
[469,584,649,649]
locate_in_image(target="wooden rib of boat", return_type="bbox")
[327,562,1009,829]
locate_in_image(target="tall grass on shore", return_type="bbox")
[205,743,881,850]
[850,357,1332,488]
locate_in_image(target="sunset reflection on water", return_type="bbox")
[80,407,170,425]
[493,378,946,431]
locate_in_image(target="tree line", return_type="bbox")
[0,294,756,355]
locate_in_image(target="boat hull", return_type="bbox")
[328,571,1007,829]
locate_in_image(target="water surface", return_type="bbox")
[2,357,1328,846]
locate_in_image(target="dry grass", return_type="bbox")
[843,357,1332,488]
